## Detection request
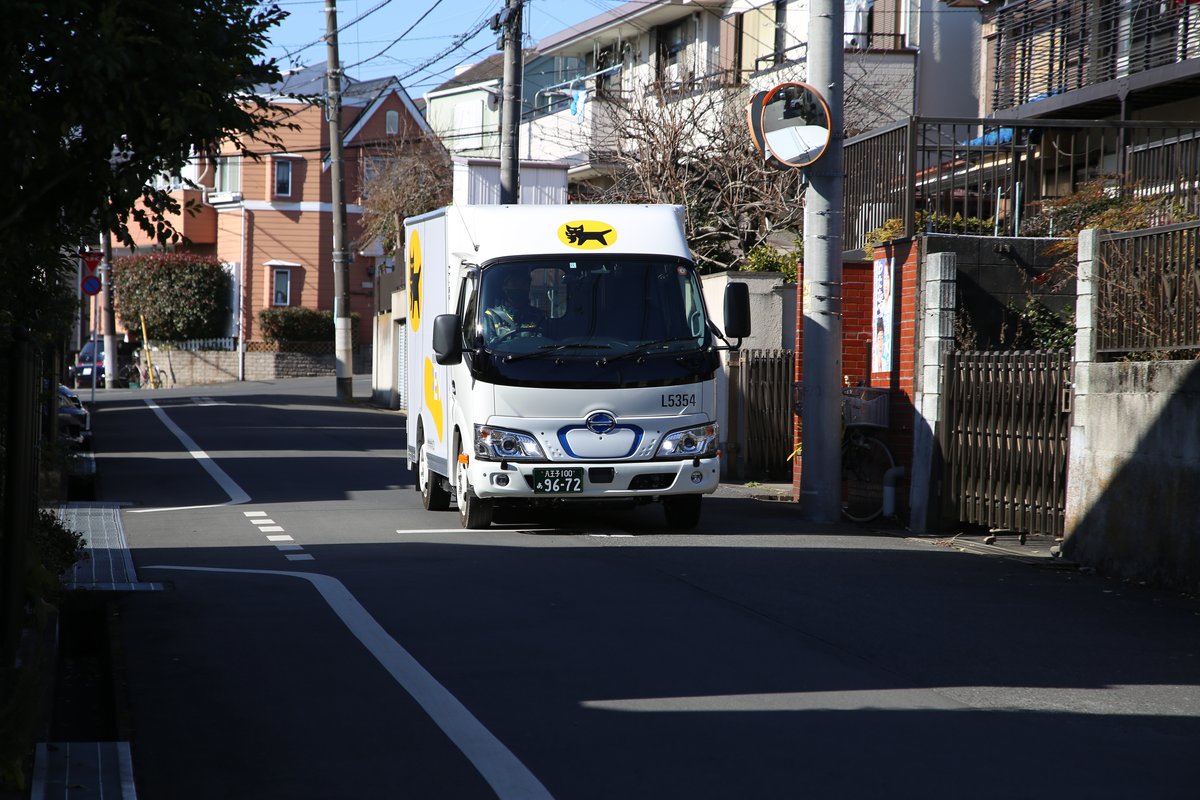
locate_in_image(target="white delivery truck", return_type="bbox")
[405,204,750,529]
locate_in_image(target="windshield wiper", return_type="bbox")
[596,337,697,366]
[503,343,611,363]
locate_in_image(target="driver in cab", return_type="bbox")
[484,270,544,342]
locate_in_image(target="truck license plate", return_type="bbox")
[532,467,584,494]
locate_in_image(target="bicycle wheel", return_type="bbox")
[841,432,895,522]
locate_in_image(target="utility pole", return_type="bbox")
[498,0,523,204]
[326,0,353,401]
[799,0,845,523]
[100,228,118,393]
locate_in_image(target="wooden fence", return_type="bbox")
[940,350,1072,538]
[740,349,795,480]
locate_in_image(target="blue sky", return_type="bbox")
[264,0,621,97]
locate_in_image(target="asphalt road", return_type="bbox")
[87,377,1200,799]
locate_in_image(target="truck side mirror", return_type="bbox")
[723,282,751,341]
[432,314,462,365]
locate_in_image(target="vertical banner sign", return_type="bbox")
[872,256,895,374]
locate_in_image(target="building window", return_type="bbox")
[215,155,240,194]
[274,159,293,197]
[386,110,400,135]
[272,269,290,306]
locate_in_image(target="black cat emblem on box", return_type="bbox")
[559,220,617,249]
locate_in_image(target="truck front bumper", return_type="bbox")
[469,457,721,501]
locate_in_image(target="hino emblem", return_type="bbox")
[585,411,617,434]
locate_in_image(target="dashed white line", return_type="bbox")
[242,511,312,561]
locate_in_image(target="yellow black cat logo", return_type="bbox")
[407,229,422,331]
[558,220,617,249]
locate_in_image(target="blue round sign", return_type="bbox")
[81,274,102,296]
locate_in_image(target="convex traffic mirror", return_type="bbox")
[747,82,832,169]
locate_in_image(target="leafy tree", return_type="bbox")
[113,254,231,341]
[0,0,288,346]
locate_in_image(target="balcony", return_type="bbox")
[989,0,1200,117]
[842,116,1200,255]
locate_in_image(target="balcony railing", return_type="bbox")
[991,0,1200,112]
[843,117,1200,254]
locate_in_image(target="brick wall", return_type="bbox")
[791,260,876,497]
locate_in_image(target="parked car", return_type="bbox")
[57,383,89,444]
[70,339,134,388]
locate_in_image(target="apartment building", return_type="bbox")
[514,0,979,190]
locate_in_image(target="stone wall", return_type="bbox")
[151,349,373,387]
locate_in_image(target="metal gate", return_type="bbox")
[939,350,1072,538]
[740,349,795,479]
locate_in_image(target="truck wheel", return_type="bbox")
[662,495,702,530]
[419,442,450,511]
[455,447,493,529]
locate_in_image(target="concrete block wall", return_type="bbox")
[151,349,373,387]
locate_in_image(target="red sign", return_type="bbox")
[81,274,102,296]
[80,250,102,272]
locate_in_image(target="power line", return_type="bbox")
[344,0,450,71]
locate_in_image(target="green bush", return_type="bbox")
[112,253,230,341]
[258,307,361,343]
[742,244,800,282]
[26,510,87,604]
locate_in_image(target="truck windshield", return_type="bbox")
[478,257,709,357]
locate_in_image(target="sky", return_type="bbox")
[263,0,625,98]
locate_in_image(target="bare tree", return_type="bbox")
[591,84,806,272]
[358,132,454,256]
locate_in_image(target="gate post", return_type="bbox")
[1063,228,1101,543]
[909,251,957,533]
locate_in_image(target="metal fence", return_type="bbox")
[843,118,1200,254]
[740,349,794,479]
[1096,221,1200,356]
[939,349,1072,538]
[989,0,1200,113]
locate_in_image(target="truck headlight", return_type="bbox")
[656,423,719,458]
[474,424,546,461]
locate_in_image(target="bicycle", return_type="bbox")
[840,386,895,522]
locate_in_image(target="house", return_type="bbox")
[127,63,430,347]
[515,0,980,192]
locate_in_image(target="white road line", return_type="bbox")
[129,400,251,511]
[244,511,268,517]
[285,553,315,561]
[274,544,304,552]
[251,519,277,525]
[266,535,294,542]
[145,565,552,800]
[260,526,285,533]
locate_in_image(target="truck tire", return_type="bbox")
[419,442,450,511]
[662,494,702,530]
[455,445,493,529]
